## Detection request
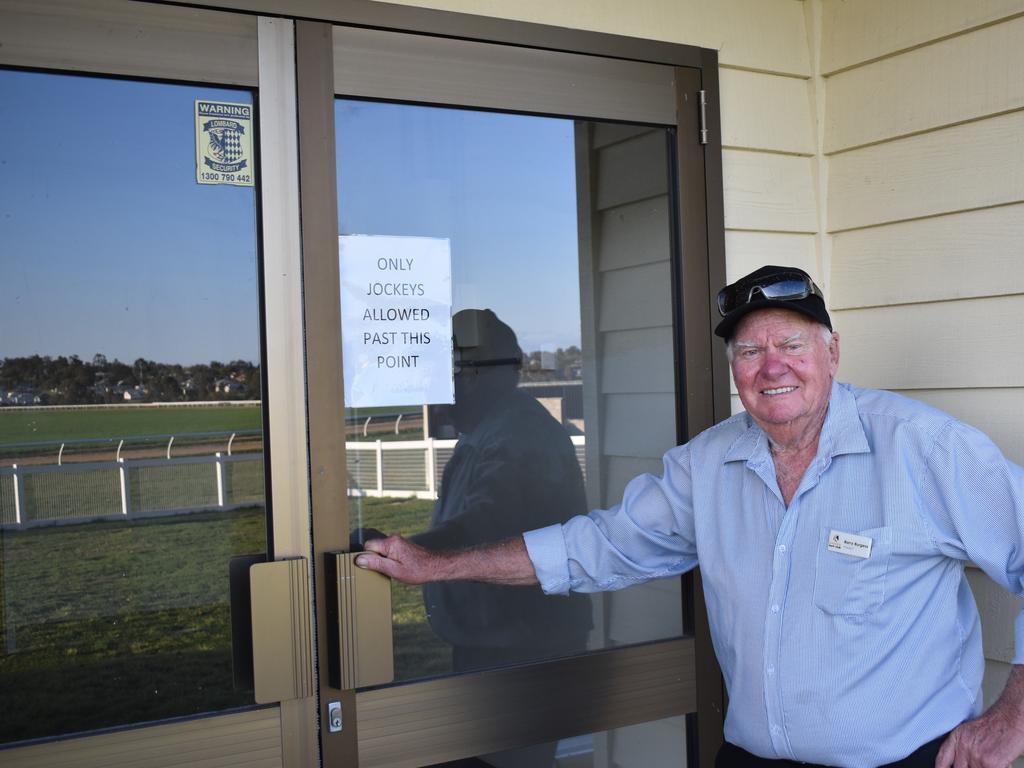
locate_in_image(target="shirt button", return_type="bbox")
[771,725,781,735]
[778,545,786,554]
[771,604,780,614]
[767,666,775,676]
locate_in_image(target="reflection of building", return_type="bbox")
[122,386,147,401]
[517,380,583,426]
[214,378,245,395]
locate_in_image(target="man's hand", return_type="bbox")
[354,535,446,585]
[354,534,540,587]
[937,665,1024,768]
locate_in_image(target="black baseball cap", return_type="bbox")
[714,265,832,340]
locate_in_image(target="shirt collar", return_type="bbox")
[723,380,870,465]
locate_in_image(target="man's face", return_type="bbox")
[729,309,839,437]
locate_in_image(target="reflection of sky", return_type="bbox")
[335,100,581,354]
[0,70,260,365]
[0,71,582,366]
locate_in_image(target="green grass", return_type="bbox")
[0,496,448,745]
[0,507,267,743]
[0,405,262,445]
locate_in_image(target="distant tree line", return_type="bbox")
[0,354,261,406]
[0,345,579,406]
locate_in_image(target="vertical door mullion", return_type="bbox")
[257,15,319,767]
[294,18,362,766]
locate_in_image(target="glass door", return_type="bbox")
[300,19,721,768]
[0,68,267,744]
[336,98,686,768]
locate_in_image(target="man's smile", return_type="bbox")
[761,386,798,396]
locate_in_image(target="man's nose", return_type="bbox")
[760,349,789,376]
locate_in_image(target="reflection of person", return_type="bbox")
[416,308,592,671]
[358,308,591,673]
[357,266,1024,768]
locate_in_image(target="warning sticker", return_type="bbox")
[195,100,254,187]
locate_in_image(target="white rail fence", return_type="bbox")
[346,436,586,499]
[0,436,586,528]
[0,453,264,529]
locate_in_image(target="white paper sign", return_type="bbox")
[339,235,454,408]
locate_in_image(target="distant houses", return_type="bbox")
[122,386,148,402]
[0,387,46,406]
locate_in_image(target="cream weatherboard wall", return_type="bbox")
[820,0,1024,733]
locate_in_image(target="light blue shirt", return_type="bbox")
[524,381,1024,767]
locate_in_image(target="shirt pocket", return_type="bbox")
[812,526,892,616]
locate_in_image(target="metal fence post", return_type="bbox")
[12,464,23,526]
[215,452,226,507]
[118,458,130,518]
[376,439,384,495]
[425,437,437,498]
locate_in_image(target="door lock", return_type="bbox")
[328,700,343,733]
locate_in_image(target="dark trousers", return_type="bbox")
[715,733,947,768]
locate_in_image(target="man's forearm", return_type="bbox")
[355,533,539,587]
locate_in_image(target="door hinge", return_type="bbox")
[698,90,709,145]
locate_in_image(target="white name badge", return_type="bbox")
[827,530,873,559]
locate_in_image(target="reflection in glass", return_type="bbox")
[0,70,266,744]
[414,309,591,672]
[336,98,683,689]
[427,715,687,768]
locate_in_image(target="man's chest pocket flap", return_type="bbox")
[812,526,892,616]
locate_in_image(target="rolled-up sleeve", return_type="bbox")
[524,446,699,595]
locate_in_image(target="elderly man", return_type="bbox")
[356,265,1024,768]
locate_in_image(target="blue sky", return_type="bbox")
[335,99,581,355]
[0,70,260,366]
[0,70,582,366]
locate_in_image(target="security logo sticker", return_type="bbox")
[195,100,254,186]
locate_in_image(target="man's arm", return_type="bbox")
[354,534,539,586]
[937,664,1024,767]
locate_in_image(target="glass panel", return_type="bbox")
[336,100,682,683]
[0,69,267,743]
[427,715,687,767]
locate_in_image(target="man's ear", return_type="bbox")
[829,332,840,374]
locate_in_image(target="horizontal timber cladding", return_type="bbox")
[719,68,814,155]
[830,204,1024,310]
[820,0,1024,75]
[600,327,677,395]
[825,14,1024,153]
[724,231,818,285]
[833,295,1024,391]
[723,150,818,233]
[827,109,1024,232]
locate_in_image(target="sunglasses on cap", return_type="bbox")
[452,357,521,375]
[717,271,824,317]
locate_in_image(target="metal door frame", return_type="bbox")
[0,2,728,766]
[278,5,728,766]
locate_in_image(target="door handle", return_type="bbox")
[325,552,394,689]
[249,557,314,704]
